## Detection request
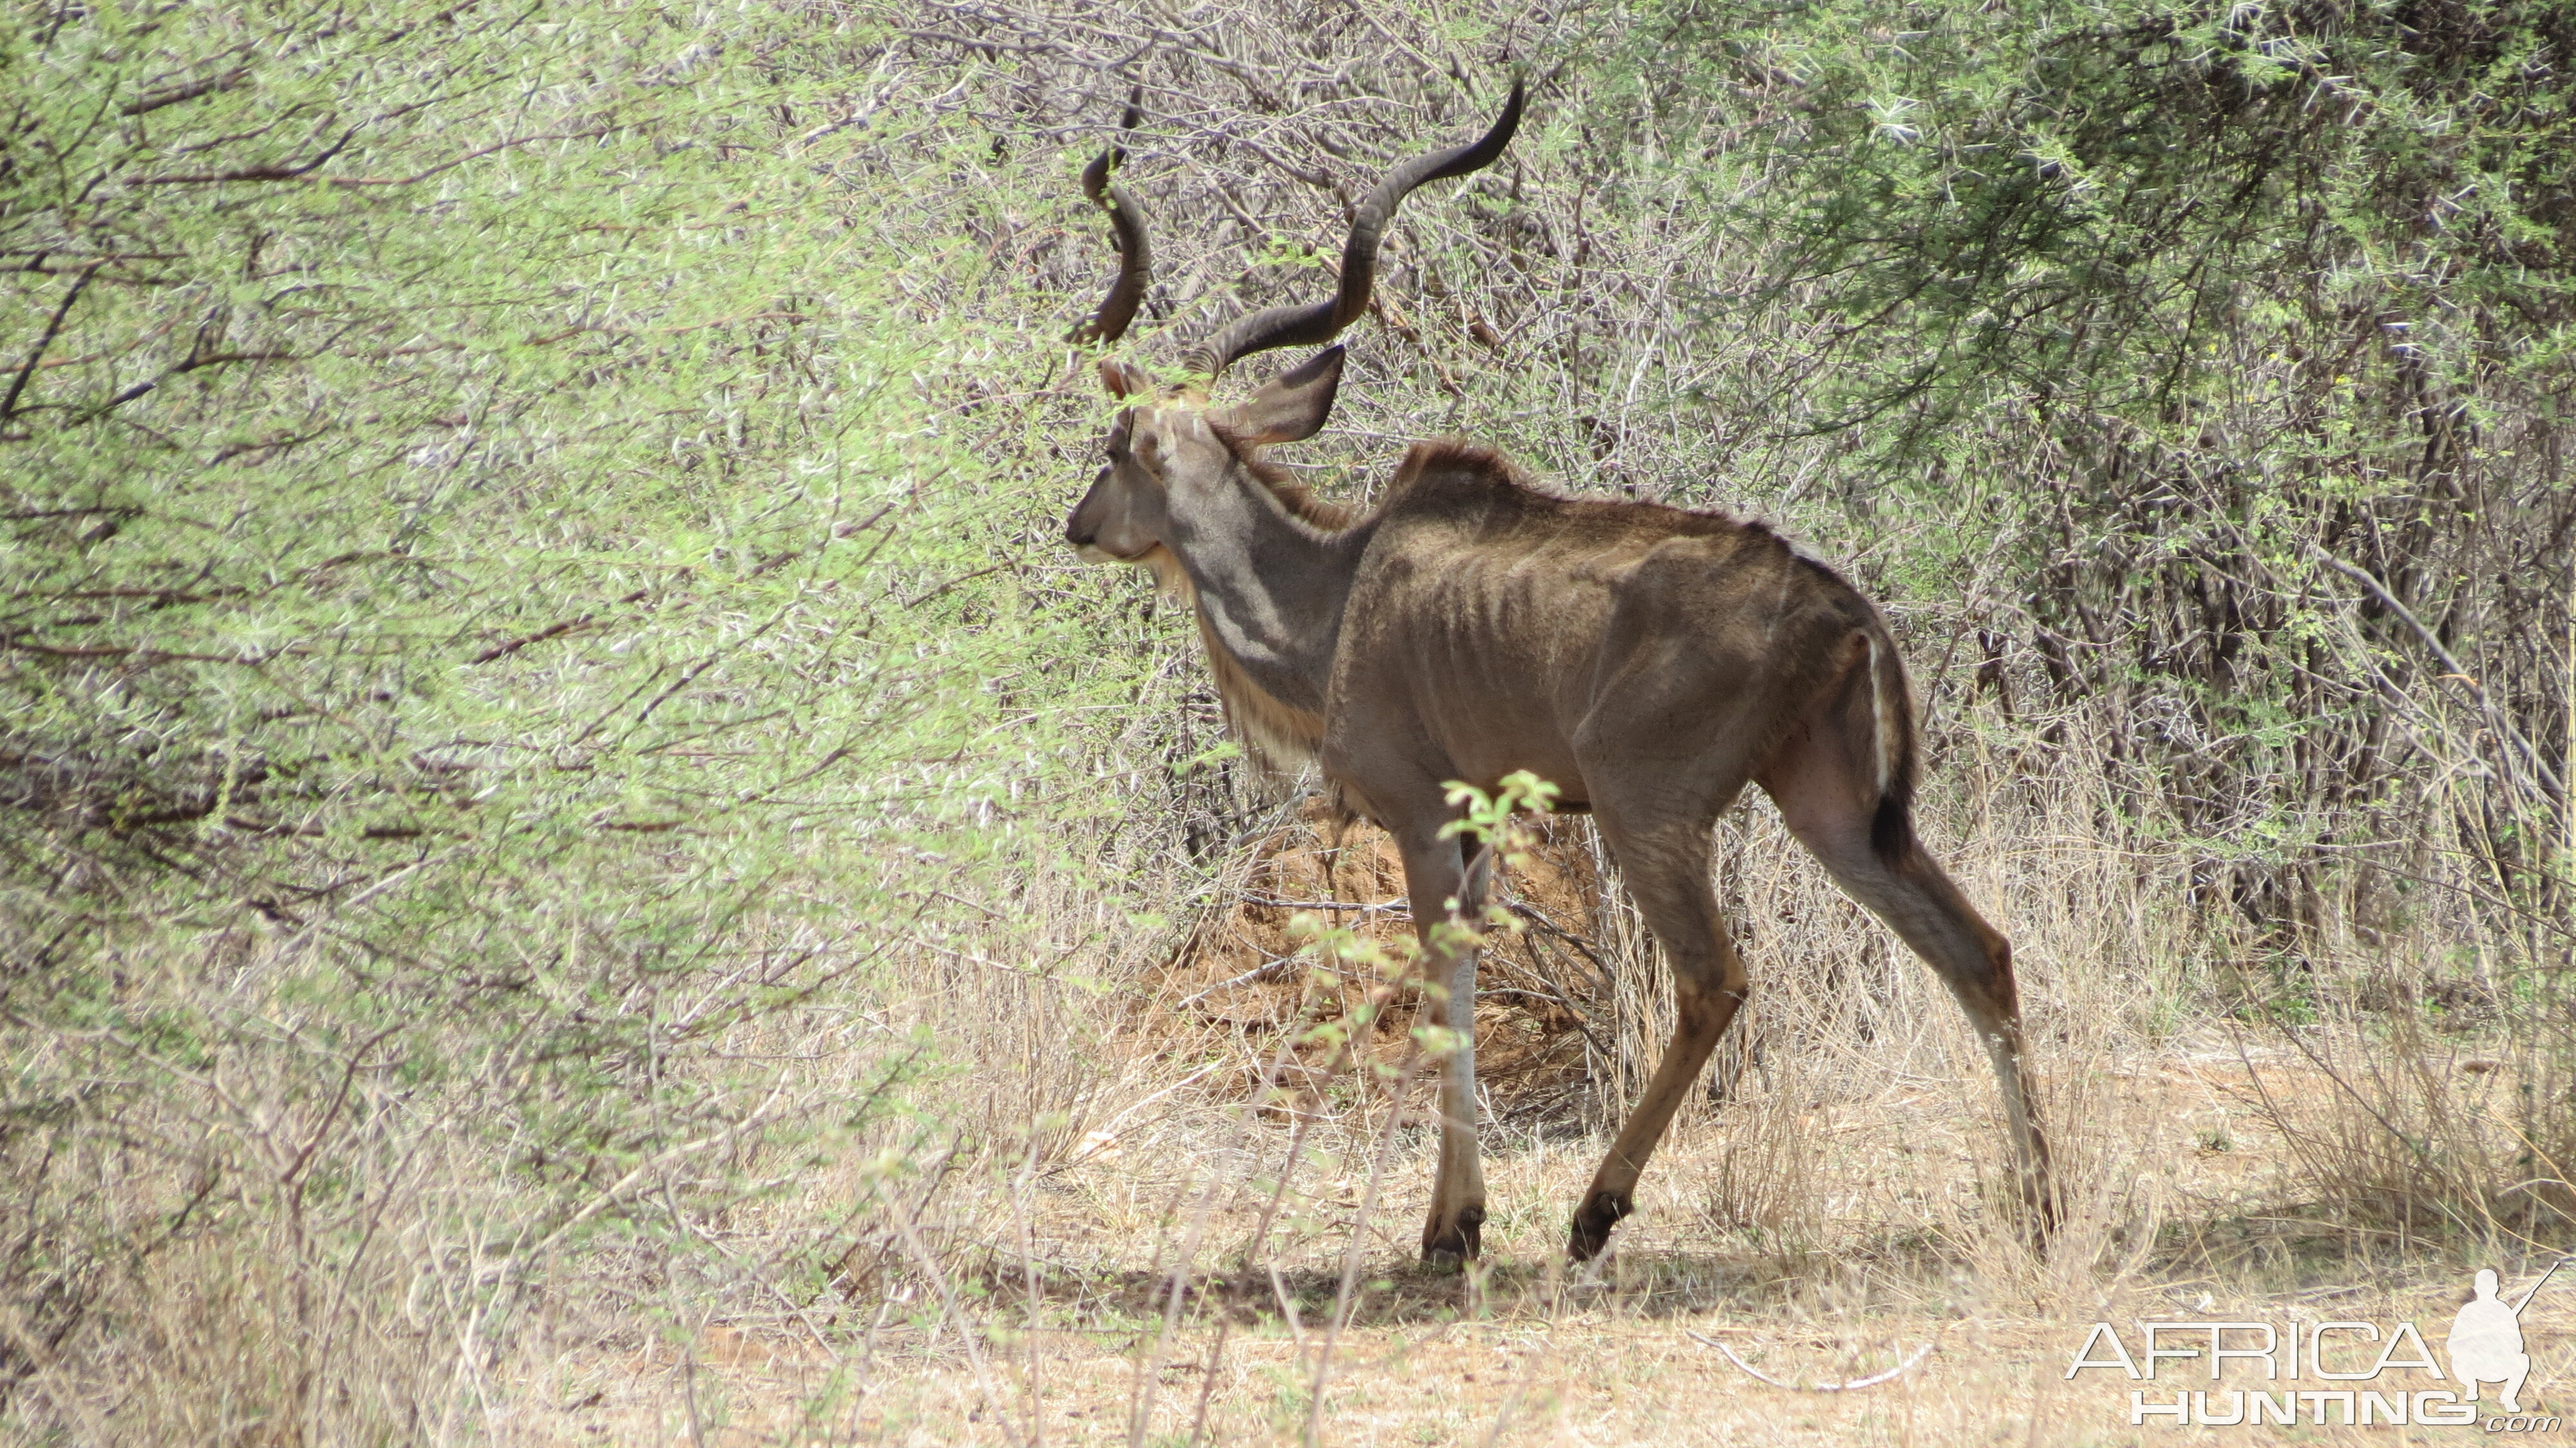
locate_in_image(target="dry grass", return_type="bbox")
[474,743,2567,1444]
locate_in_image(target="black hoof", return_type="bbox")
[1567,1192,1631,1262]
[1422,1206,1485,1268]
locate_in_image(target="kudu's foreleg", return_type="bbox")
[1569,811,1749,1262]
[1393,826,1490,1266]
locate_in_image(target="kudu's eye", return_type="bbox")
[1128,430,1162,474]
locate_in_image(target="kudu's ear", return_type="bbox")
[1099,357,1156,399]
[1218,345,1344,445]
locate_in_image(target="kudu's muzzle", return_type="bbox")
[1063,468,1118,561]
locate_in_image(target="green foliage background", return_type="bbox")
[1600,0,2573,937]
[1,5,1177,1431]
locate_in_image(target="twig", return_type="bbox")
[1,263,100,424]
[2313,545,2566,802]
[902,562,1012,609]
[1241,892,1410,914]
[886,1177,1021,1443]
[1176,956,1298,1009]
[1689,1332,1934,1391]
[1503,899,1611,972]
[122,68,249,117]
[134,124,357,184]
[469,589,649,663]
[1305,1036,1425,1443]
[1124,964,1354,1445]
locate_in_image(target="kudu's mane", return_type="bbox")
[1226,433,1359,530]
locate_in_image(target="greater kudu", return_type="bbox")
[1061,82,2054,1264]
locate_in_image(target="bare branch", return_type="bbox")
[0,263,102,426]
[121,68,249,117]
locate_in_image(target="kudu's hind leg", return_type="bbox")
[1392,824,1490,1266]
[1761,746,2057,1236]
[1569,801,1750,1262]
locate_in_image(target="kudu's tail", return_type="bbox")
[1862,624,1920,863]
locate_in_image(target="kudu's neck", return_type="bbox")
[1165,458,1370,719]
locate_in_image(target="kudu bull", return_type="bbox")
[1061,82,2054,1264]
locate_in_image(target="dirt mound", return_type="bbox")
[1146,800,1622,1130]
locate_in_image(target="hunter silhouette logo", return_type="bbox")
[2068,1258,2568,1430]
[2452,1261,2559,1414]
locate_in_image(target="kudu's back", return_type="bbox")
[1322,441,1903,823]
